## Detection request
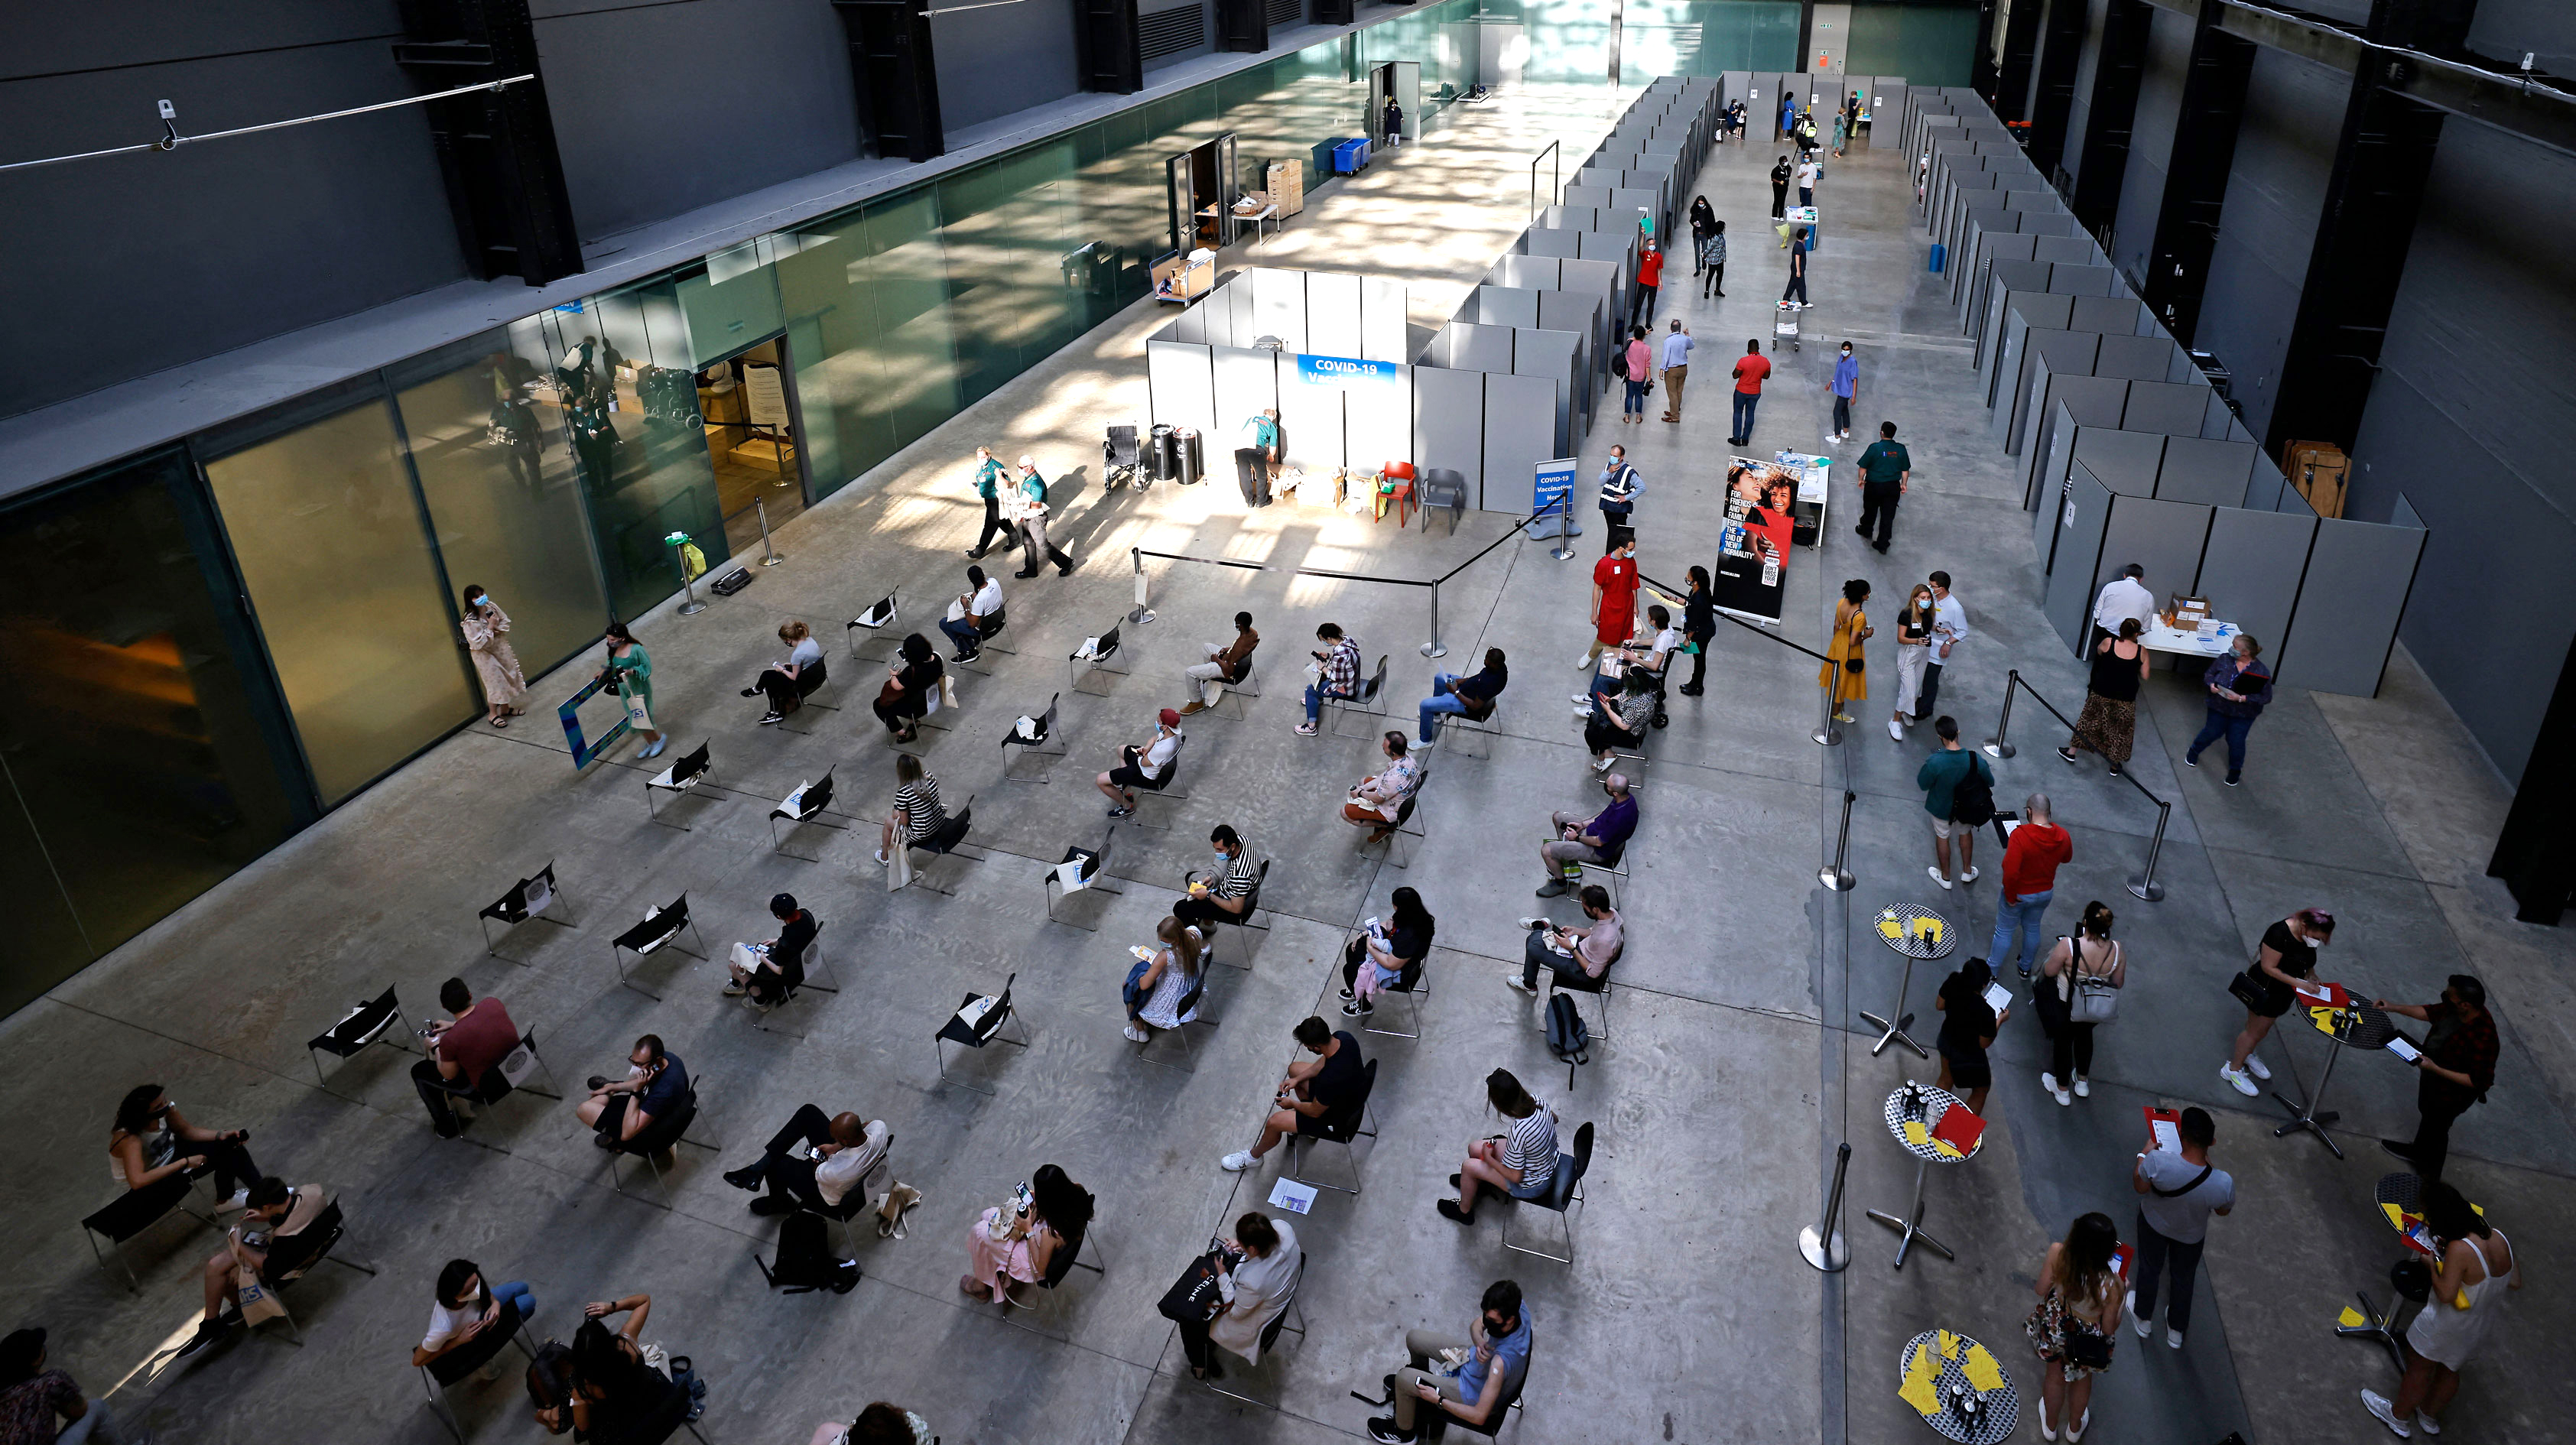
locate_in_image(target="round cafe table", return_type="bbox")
[1867,1081,1982,1268]
[1861,904,1955,1059]
[2336,1172,2477,1372]
[1898,1328,2018,1443]
[2272,998,2396,1158]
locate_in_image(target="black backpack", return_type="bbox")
[1949,761,1996,826]
[1610,347,1629,381]
[1545,992,1590,1089]
[758,1212,859,1294]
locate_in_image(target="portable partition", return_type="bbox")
[1412,366,1485,503]
[1469,285,1540,329]
[2195,507,2315,661]
[1211,346,1279,447]
[1524,226,1581,260]
[2042,463,2120,644]
[1957,229,2041,323]
[1146,341,1219,438]
[1563,185,1612,211]
[1992,321,2094,450]
[1971,261,2051,349]
[2024,381,2133,514]
[2152,435,2259,508]
[1913,115,1964,186]
[1985,292,2154,413]
[1538,291,1603,427]
[1151,268,1408,360]
[1611,187,1663,242]
[1485,256,1619,389]
[1577,229,1638,289]
[1974,264,2119,362]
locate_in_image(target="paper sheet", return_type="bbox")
[1981,981,2012,1015]
[1266,1178,1319,1214]
[1898,1343,1941,1415]
[2339,1306,2369,1328]
[2149,1118,2181,1154]
[1936,1330,1960,1359]
[1960,1343,2005,1393]
[1055,859,1091,890]
[1902,1119,1930,1147]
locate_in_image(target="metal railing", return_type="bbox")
[1528,139,1560,223]
[1983,667,2173,902]
[1636,569,1844,747]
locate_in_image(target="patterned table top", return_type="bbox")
[1873,904,1957,960]
[1882,1082,1983,1164]
[1899,1328,2019,1443]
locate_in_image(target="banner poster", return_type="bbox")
[1709,456,1797,622]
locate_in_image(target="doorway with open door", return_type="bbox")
[698,335,814,562]
[1165,131,1242,259]
[1368,62,1420,149]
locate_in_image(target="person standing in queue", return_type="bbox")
[1729,339,1771,448]
[1769,154,1792,219]
[1687,195,1717,276]
[2219,908,2334,1097]
[2375,975,2498,1181]
[1678,566,1715,697]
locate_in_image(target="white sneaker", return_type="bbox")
[2067,1407,2089,1443]
[2130,1292,2148,1337]
[1591,755,1616,774]
[2165,1326,2185,1350]
[873,849,890,865]
[2361,1388,2412,1438]
[218,1188,250,1213]
[2416,1411,2441,1435]
[2037,1398,2057,1442]
[1220,1151,1256,1172]
[2245,1054,2273,1081]
[1502,972,1539,995]
[2220,1062,2259,1096]
[1572,693,1597,705]
[1123,1024,1149,1043]
[1573,652,1597,669]
[2053,1083,2072,1106]
[1517,917,1549,930]
[1888,719,1904,742]
[2040,1072,2059,1094]
[2073,1077,2090,1098]
[1927,866,1953,890]
[1959,865,1980,884]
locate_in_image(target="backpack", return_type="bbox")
[759,1211,860,1294]
[1545,992,1590,1090]
[1949,761,1996,826]
[1611,347,1629,381]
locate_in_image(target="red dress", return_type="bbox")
[1593,555,1639,643]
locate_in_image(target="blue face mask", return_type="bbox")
[1214,851,1231,869]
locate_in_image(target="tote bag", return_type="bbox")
[2069,941,2123,1024]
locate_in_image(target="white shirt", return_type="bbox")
[1661,332,1694,369]
[967,579,1004,619]
[1141,729,1181,775]
[814,1119,892,1206]
[2093,576,2156,634]
[1929,594,1970,658]
[1797,160,1821,188]
[422,1297,485,1353]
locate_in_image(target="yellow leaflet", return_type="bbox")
[1876,917,1905,940]
[1902,1120,1930,1146]
[1899,1346,1941,1414]
[2380,1202,2407,1229]
[1933,1141,1963,1159]
[1937,1330,1960,1359]
[1961,1344,2006,1394]
[2338,1307,2367,1327]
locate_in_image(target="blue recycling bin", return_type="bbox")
[1333,138,1371,175]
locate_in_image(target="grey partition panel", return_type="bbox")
[1564,185,1612,209]
[2096,495,2217,650]
[1307,272,1363,360]
[1211,347,1278,442]
[1480,372,1560,513]
[2194,508,2314,658]
[1977,263,2051,358]
[1577,164,1620,189]
[1525,226,1580,260]
[2018,213,2080,238]
[2044,465,2118,650]
[1577,231,1636,274]
[1489,255,1556,291]
[1539,205,1591,230]
[1360,276,1408,363]
[2047,265,2120,297]
[2074,428,2168,497]
[1475,286,1541,330]
[1986,294,2074,408]
[1146,340,1217,437]
[2034,235,2095,265]
[2071,295,2147,334]
[2198,392,2236,440]
[2276,519,2426,696]
[1560,258,1622,366]
[2240,457,2286,511]
[1513,328,1580,455]
[1961,227,2038,314]
[2120,381,2211,437]
[1611,187,1660,233]
[1168,305,1207,346]
[1449,322,1515,375]
[2155,436,2257,508]
[1412,365,1484,502]
[2094,333,2175,382]
[1277,361,1343,473]
[2001,330,2100,453]
[2026,375,2133,512]
[1538,290,1600,417]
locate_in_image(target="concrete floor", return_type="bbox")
[9,85,2573,1445]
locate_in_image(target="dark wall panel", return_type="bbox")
[2189,47,2338,443]
[2109,4,2191,290]
[536,0,859,241]
[2058,0,2108,187]
[934,1,1082,134]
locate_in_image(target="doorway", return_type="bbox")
[698,335,812,560]
[1369,62,1421,145]
[1165,132,1241,256]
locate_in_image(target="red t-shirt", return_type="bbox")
[437,999,520,1086]
[1637,250,1665,287]
[1593,555,1639,642]
[1733,353,1772,395]
[2002,822,2073,901]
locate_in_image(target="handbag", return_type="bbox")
[2227,967,2272,1012]
[1157,1251,1228,1324]
[2061,1320,2113,1369]
[2070,941,2122,1024]
[236,1262,287,1326]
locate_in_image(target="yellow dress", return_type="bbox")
[1819,600,1869,703]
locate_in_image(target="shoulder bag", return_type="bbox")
[2070,940,2122,1024]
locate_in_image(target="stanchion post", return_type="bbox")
[2126,800,2171,902]
[1421,581,1447,658]
[1129,547,1152,625]
[1818,788,1856,891]
[754,496,784,566]
[668,531,706,616]
[1799,1141,1852,1271]
[1981,669,2020,759]
[1811,651,1844,746]
[1548,498,1575,562]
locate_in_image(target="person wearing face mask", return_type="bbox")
[1535,773,1638,898]
[2374,975,2499,1181]
[1769,155,1792,219]
[1827,343,1858,445]
[2220,908,2334,1096]
[2185,634,2272,787]
[460,586,526,729]
[596,621,664,760]
[1175,824,1259,932]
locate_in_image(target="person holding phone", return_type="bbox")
[1932,956,2007,1115]
[2373,975,2498,1181]
[1221,1016,1363,1174]
[109,1083,257,1207]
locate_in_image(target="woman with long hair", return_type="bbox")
[872,633,943,742]
[2034,901,2126,1106]
[1124,915,1205,1043]
[1687,194,1717,275]
[1819,578,1871,724]
[1931,954,2006,1115]
[962,1164,1093,1304]
[460,584,526,727]
[109,1083,258,1203]
[1341,886,1435,1017]
[1679,566,1716,696]
[2363,1179,2519,1435]
[1890,583,1934,740]
[876,752,946,865]
[1438,1069,1558,1226]
[2220,908,2334,1096]
[2026,1212,2121,1441]
[2060,616,2152,777]
[597,619,664,758]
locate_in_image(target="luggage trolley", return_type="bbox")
[1774,300,1801,352]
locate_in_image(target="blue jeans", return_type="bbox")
[1420,673,1471,743]
[1623,378,1648,417]
[491,1281,535,1325]
[938,615,980,652]
[1304,684,1353,723]
[1987,888,2053,977]
[1731,390,1759,440]
[2188,710,2253,778]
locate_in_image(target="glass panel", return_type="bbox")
[392,326,612,687]
[203,398,481,805]
[937,140,1081,403]
[865,190,966,454]
[0,449,303,1006]
[778,212,889,499]
[534,280,731,621]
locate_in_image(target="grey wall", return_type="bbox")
[536,0,859,241]
[0,2,466,414]
[934,1,1083,134]
[2188,46,2340,443]
[2110,4,2194,290]
[2058,0,2109,188]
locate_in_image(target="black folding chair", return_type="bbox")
[897,795,981,896]
[306,986,413,1090]
[1358,791,1424,869]
[1362,951,1429,1041]
[246,1194,379,1345]
[611,895,707,1001]
[1071,622,1127,694]
[1044,826,1126,930]
[429,1029,566,1154]
[1002,693,1067,783]
[846,592,900,661]
[1441,697,1502,761]
[1123,735,1190,831]
[1207,651,1264,722]
[776,657,842,734]
[1323,655,1392,738]
[1502,1122,1593,1265]
[643,742,714,829]
[1544,943,1617,1045]
[1202,1249,1308,1407]
[1418,467,1470,534]
[1000,1206,1106,1321]
[81,1173,213,1294]
[747,925,843,1037]
[1288,1058,1379,1195]
[768,770,846,859]
[1133,969,1215,1073]
[477,862,574,958]
[950,606,1018,676]
[419,1311,538,1443]
[603,1083,723,1209]
[1184,859,1272,969]
[934,973,1029,1096]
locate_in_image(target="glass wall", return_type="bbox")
[0,451,302,1014]
[1847,1,1981,86]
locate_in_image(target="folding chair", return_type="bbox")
[896,796,981,895]
[306,986,413,1090]
[643,742,713,828]
[775,658,842,733]
[1043,826,1126,930]
[1441,698,1501,760]
[1288,1059,1379,1194]
[999,1212,1106,1325]
[768,770,846,859]
[845,592,900,661]
[245,1194,379,1345]
[948,606,1018,677]
[603,1082,722,1209]
[801,1151,892,1258]
[419,1311,538,1443]
[1207,652,1264,722]
[477,862,574,957]
[430,1029,566,1154]
[1544,946,1617,1044]
[1502,1122,1593,1265]
[1571,837,1629,911]
[1002,693,1067,782]
[1184,859,1272,969]
[1361,951,1429,1041]
[1070,622,1127,695]
[934,973,1030,1096]
[746,926,843,1036]
[1123,734,1190,831]
[81,1173,213,1294]
[1358,791,1424,869]
[887,673,959,755]
[1352,1357,1527,1439]
[1323,655,1391,739]
[1202,1249,1308,1408]
[610,895,707,1001]
[1133,969,1214,1072]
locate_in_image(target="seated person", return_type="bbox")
[744,620,827,724]
[812,1404,937,1445]
[1176,1212,1301,1381]
[1340,887,1434,1018]
[936,567,1005,664]
[1122,916,1207,1044]
[1220,1016,1364,1173]
[1536,772,1638,898]
[875,755,947,866]
[872,635,943,742]
[961,1164,1093,1303]
[413,978,519,1138]
[173,1176,330,1357]
[1363,1280,1533,1443]
[1180,612,1260,716]
[721,1106,891,1216]
[109,1082,258,1209]
[1174,824,1257,932]
[1419,647,1507,747]
[1296,623,1362,736]
[0,1326,141,1445]
[1341,731,1422,845]
[567,1298,687,1445]
[1584,606,1677,706]
[1096,708,1184,819]
[528,1335,579,1435]
[728,892,817,1005]
[412,1258,535,1372]
[1582,668,1658,773]
[1438,1070,1557,1226]
[577,1036,690,1151]
[1507,885,1622,995]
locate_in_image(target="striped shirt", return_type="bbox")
[1502,1104,1558,1190]
[895,777,945,840]
[1207,851,1259,900]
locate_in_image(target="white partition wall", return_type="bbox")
[1146,340,1217,437]
[1276,360,1343,473]
[1307,272,1363,359]
[1343,362,1413,473]
[1360,276,1409,362]
[1211,347,1278,443]
[1250,268,1308,354]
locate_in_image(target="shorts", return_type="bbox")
[1507,1171,1556,1200]
[1294,1110,1339,1138]
[1941,1046,1992,1089]
[1931,817,1964,840]
[1109,762,1156,790]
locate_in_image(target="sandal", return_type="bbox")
[490,716,509,728]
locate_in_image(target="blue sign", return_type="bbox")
[558,674,632,769]
[1295,353,1401,388]
[1528,456,1582,539]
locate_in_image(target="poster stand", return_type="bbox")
[1709,456,1793,622]
[1530,456,1580,560]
